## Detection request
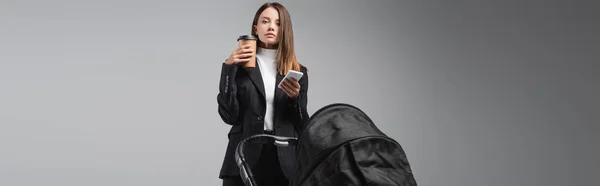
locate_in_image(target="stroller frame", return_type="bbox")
[234,133,297,186]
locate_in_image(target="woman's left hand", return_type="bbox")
[279,78,301,98]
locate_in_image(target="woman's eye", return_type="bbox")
[262,20,268,24]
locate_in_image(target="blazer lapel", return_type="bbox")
[243,60,266,98]
[274,72,286,117]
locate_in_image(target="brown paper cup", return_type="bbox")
[237,35,257,68]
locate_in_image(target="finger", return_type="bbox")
[284,79,300,94]
[283,78,299,89]
[235,47,244,53]
[280,81,293,93]
[285,81,300,94]
[280,85,291,96]
[280,80,290,90]
[242,44,253,49]
[289,79,300,89]
[282,81,299,97]
[281,79,293,89]
[284,84,297,97]
[234,58,251,63]
[237,53,253,58]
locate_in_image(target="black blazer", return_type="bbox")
[216,61,309,179]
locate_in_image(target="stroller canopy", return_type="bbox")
[291,103,417,186]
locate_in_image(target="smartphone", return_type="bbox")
[278,70,303,88]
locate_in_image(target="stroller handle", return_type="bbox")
[235,134,298,186]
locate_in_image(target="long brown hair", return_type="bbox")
[251,2,301,75]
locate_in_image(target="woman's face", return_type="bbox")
[254,7,280,48]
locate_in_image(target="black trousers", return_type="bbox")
[223,133,289,186]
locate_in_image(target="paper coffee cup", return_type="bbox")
[237,35,257,68]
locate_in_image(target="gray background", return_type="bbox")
[1,0,598,185]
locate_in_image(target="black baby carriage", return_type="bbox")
[235,103,418,186]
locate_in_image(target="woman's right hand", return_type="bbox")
[224,44,254,65]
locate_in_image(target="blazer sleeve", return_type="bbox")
[217,62,241,125]
[286,66,310,132]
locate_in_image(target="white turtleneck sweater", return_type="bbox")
[256,47,277,131]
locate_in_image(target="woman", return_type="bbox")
[216,2,309,186]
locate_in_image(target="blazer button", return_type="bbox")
[257,116,263,121]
